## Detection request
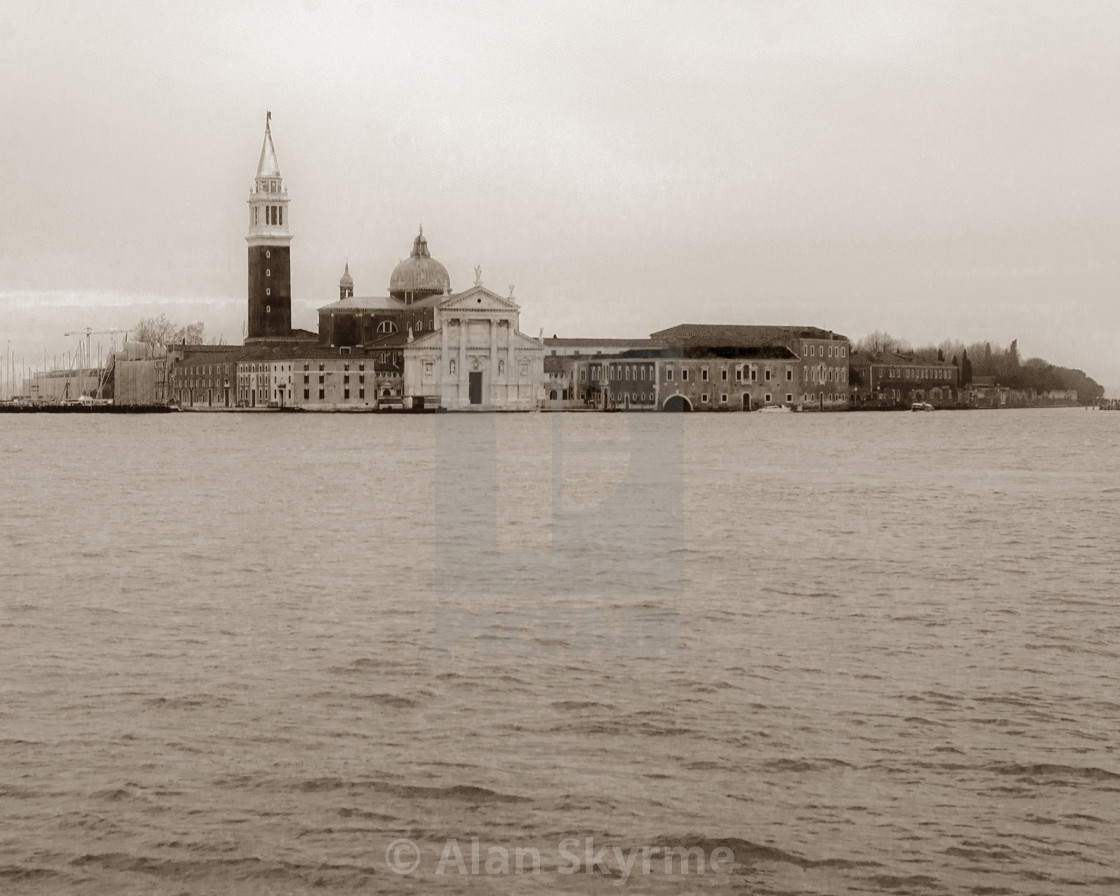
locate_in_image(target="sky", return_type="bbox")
[2,0,1119,392]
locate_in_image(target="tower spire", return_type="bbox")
[256,114,282,180]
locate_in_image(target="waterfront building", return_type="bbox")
[402,278,544,410]
[543,338,659,409]
[649,324,851,411]
[23,369,104,402]
[166,345,243,408]
[849,351,960,408]
[541,324,851,411]
[114,342,169,407]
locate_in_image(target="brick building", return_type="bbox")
[849,351,960,408]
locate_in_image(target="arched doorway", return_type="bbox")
[742,394,751,411]
[663,394,692,412]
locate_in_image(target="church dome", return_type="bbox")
[389,226,451,301]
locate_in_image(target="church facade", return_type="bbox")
[403,279,544,410]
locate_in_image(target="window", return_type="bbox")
[702,367,709,381]
[359,375,365,384]
[359,389,365,399]
[765,393,772,403]
[376,320,398,334]
[682,369,689,381]
[765,369,771,381]
[344,375,349,383]
[721,393,728,403]
[735,368,742,381]
[318,389,324,399]
[265,269,270,277]
[343,363,349,371]
[750,369,757,381]
[721,369,727,381]
[303,374,309,384]
[787,393,793,402]
[266,250,270,259]
[666,367,674,380]
[579,369,586,381]
[786,369,793,381]
[265,289,270,297]
[828,346,833,358]
[701,393,708,403]
[344,389,350,399]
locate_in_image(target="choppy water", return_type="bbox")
[2,408,1119,894]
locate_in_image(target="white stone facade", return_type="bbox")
[403,286,544,410]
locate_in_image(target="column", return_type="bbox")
[458,318,467,406]
[489,317,497,405]
[441,318,449,402]
[507,318,515,400]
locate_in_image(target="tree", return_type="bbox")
[856,330,907,355]
[133,314,204,346]
[961,349,972,385]
[937,347,944,362]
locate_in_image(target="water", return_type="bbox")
[2,408,1119,894]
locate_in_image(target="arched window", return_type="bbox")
[376,320,398,334]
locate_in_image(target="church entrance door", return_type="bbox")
[469,371,483,405]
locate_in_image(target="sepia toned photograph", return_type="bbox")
[2,2,1118,893]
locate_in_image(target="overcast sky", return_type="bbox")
[2,1,1118,390]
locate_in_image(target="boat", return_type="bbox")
[911,402,935,412]
[758,404,791,413]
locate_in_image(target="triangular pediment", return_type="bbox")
[438,285,521,312]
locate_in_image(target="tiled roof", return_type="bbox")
[317,292,447,313]
[650,324,849,345]
[543,337,655,347]
[682,345,798,360]
[318,294,404,312]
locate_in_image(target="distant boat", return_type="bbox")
[911,402,935,412]
[758,404,791,413]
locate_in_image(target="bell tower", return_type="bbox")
[246,111,292,339]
